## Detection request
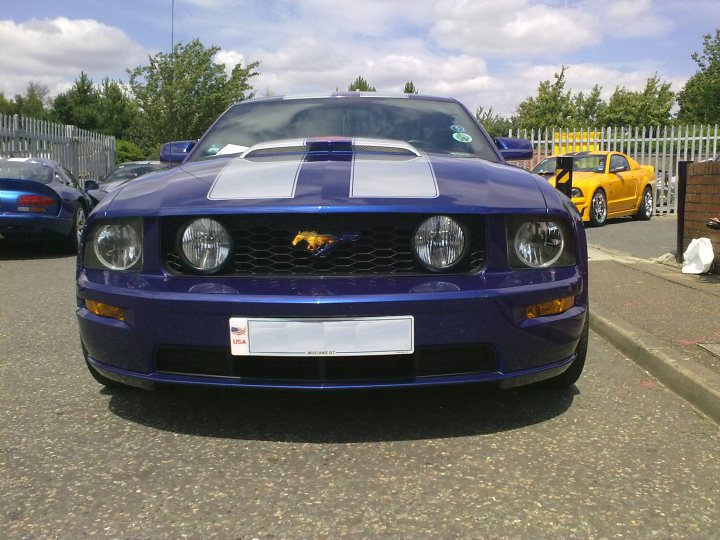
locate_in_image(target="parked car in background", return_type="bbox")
[535,151,655,226]
[0,157,95,251]
[77,93,589,393]
[84,161,168,203]
[530,156,557,179]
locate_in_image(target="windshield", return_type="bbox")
[0,162,53,183]
[103,163,165,183]
[572,155,606,172]
[190,97,498,162]
[531,158,556,174]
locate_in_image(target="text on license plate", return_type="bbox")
[228,316,414,356]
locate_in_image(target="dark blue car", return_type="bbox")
[0,157,94,252]
[77,94,589,391]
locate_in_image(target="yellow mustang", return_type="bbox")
[531,151,655,226]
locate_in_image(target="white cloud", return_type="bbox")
[430,0,602,57]
[214,49,246,75]
[0,1,694,123]
[0,17,149,97]
[592,0,673,38]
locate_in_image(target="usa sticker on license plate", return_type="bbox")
[228,316,414,356]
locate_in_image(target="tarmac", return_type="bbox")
[588,243,720,425]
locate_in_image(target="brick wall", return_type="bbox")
[684,161,720,273]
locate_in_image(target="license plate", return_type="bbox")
[229,316,414,356]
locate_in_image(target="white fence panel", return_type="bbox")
[509,124,720,215]
[0,114,115,180]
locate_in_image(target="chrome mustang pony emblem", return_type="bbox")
[292,231,360,257]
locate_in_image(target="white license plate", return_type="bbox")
[229,316,414,356]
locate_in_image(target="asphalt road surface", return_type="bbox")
[584,213,678,260]
[1,243,718,538]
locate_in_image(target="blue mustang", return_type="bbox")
[0,157,94,252]
[77,94,588,391]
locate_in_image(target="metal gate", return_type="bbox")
[0,114,115,181]
[508,125,720,215]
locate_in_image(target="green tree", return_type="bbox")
[0,93,13,115]
[348,76,376,92]
[475,106,518,138]
[572,85,604,126]
[12,82,51,119]
[403,81,418,94]
[115,139,146,164]
[596,75,674,126]
[96,78,141,140]
[677,29,720,124]
[128,39,259,144]
[515,66,576,129]
[52,72,100,129]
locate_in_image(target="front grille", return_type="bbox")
[155,345,497,382]
[162,213,486,276]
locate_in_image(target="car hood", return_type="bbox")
[547,171,603,187]
[98,149,549,216]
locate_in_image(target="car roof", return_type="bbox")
[0,156,58,168]
[115,161,162,166]
[234,93,460,106]
[563,151,613,157]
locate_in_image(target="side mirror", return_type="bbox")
[160,140,196,164]
[494,137,533,160]
[84,180,99,190]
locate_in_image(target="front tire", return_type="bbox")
[82,343,126,389]
[66,204,86,253]
[589,189,607,227]
[633,186,653,221]
[543,316,589,388]
[85,359,126,388]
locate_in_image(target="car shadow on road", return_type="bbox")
[0,240,74,260]
[105,383,577,443]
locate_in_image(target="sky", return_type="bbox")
[1,0,719,117]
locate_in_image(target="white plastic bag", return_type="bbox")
[682,237,715,274]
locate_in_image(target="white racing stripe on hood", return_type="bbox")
[350,154,438,198]
[208,155,303,200]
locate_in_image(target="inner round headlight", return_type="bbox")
[180,218,231,272]
[93,222,142,270]
[514,221,564,268]
[413,215,466,271]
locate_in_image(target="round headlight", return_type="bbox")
[180,218,231,272]
[93,223,142,270]
[514,221,564,268]
[413,216,466,271]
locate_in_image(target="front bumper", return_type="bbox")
[77,269,588,390]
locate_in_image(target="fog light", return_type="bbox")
[85,300,126,321]
[526,296,575,319]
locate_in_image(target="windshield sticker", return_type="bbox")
[453,132,472,143]
[450,125,465,133]
[216,143,250,156]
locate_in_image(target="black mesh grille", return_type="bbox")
[162,213,486,276]
[155,345,497,383]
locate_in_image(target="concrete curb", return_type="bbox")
[590,306,720,425]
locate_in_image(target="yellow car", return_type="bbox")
[531,151,655,226]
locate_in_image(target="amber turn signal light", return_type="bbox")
[526,296,575,319]
[85,300,126,321]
